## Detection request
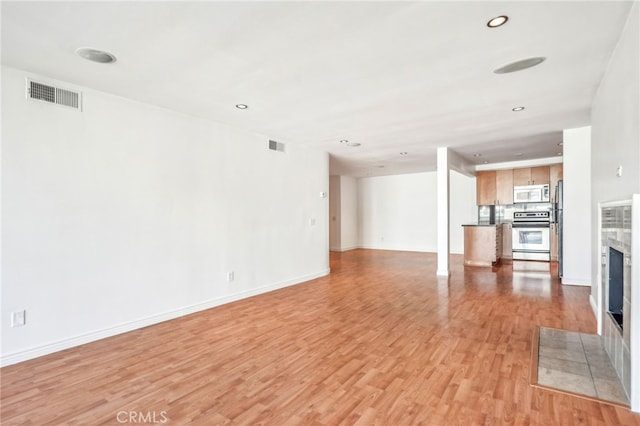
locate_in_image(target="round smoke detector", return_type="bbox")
[76,47,117,64]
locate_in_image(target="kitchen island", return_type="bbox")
[462,224,503,267]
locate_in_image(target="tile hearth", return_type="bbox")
[535,327,629,406]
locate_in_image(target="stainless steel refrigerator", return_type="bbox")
[556,180,564,277]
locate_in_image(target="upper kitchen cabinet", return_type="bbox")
[513,166,550,186]
[496,169,514,205]
[549,164,563,202]
[476,171,497,205]
[476,169,513,205]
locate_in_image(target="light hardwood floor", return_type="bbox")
[2,250,639,425]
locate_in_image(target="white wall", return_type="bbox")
[591,1,640,295]
[562,126,592,286]
[357,171,475,253]
[339,176,358,251]
[590,4,639,412]
[1,66,330,365]
[449,170,478,254]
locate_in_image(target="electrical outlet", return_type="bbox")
[11,310,26,327]
[227,271,234,282]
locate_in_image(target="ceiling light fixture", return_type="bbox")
[473,153,482,157]
[483,160,489,164]
[400,152,408,156]
[487,15,509,28]
[75,47,116,64]
[512,106,525,112]
[557,152,563,156]
[494,57,546,74]
[346,142,361,147]
[340,139,349,144]
[235,104,248,109]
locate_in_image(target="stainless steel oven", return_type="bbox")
[512,211,550,261]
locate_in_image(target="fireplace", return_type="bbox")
[608,247,624,329]
[600,203,632,402]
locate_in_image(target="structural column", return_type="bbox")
[436,147,450,276]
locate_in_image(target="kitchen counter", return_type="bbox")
[463,224,502,266]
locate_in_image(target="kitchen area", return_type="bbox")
[463,164,563,273]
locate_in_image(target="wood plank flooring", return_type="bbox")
[2,250,639,425]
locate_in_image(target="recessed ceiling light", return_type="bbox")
[512,106,525,112]
[235,104,248,109]
[557,152,563,156]
[340,139,349,144]
[473,153,482,157]
[75,47,116,64]
[400,152,408,156]
[487,15,509,28]
[483,160,489,164]
[494,57,546,74]
[346,142,361,147]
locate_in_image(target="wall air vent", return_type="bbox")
[268,140,285,152]
[26,79,82,111]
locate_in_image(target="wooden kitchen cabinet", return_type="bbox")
[531,166,550,185]
[496,169,513,205]
[476,171,497,205]
[513,166,550,186]
[463,225,502,266]
[477,170,513,205]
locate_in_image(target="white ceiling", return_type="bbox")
[1,1,634,177]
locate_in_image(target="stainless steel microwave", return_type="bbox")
[513,184,550,203]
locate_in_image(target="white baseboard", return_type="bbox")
[357,245,435,253]
[0,269,330,367]
[560,277,591,286]
[330,246,359,252]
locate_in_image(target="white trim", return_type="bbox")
[596,202,603,335]
[631,194,640,412]
[0,269,330,367]
[560,277,591,286]
[337,245,359,252]
[589,293,599,329]
[357,245,435,253]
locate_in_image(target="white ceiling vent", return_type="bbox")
[26,79,82,111]
[269,140,285,152]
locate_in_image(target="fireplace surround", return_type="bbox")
[599,197,638,410]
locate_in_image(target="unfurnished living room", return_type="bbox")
[1,1,639,425]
